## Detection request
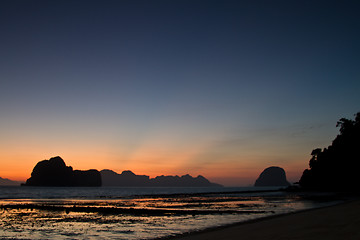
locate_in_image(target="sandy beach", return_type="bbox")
[168,199,360,240]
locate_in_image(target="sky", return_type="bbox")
[1,0,359,186]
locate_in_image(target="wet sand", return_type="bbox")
[168,199,360,240]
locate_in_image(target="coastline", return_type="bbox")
[159,199,360,240]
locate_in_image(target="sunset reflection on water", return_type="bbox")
[0,192,336,240]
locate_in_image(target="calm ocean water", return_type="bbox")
[0,186,278,199]
[0,186,342,239]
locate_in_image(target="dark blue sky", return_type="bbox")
[1,0,360,185]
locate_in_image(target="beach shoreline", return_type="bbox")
[157,198,360,240]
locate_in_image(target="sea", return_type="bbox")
[0,186,344,240]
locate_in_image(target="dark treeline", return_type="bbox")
[299,112,360,191]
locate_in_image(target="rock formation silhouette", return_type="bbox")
[100,169,150,187]
[100,170,222,187]
[254,166,290,187]
[23,157,221,187]
[73,170,102,187]
[23,156,101,187]
[299,112,360,191]
[150,174,221,187]
[0,177,20,186]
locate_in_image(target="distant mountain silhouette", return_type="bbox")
[0,177,20,186]
[100,170,222,187]
[22,157,221,187]
[254,166,290,187]
[23,156,101,187]
[73,170,102,187]
[299,112,360,191]
[100,169,150,187]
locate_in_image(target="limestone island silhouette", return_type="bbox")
[254,166,290,187]
[22,156,222,187]
[22,156,101,187]
[100,169,222,187]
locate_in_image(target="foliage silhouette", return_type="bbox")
[299,112,360,190]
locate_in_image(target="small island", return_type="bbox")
[254,166,290,187]
[23,156,101,187]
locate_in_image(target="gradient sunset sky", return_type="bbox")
[1,0,359,186]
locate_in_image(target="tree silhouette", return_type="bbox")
[299,112,360,191]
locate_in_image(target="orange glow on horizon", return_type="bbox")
[0,149,308,186]
[0,132,310,186]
